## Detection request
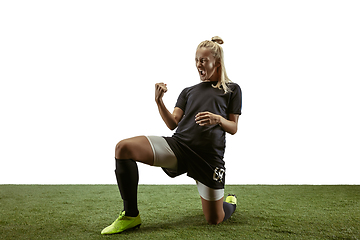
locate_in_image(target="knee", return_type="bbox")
[115,140,132,159]
[205,215,223,225]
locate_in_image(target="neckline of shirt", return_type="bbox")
[201,80,220,84]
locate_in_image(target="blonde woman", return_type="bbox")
[101,36,242,235]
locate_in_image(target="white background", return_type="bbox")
[1,0,359,185]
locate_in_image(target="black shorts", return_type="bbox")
[162,137,225,189]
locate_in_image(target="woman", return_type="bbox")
[101,36,242,235]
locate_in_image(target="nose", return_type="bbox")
[196,61,202,68]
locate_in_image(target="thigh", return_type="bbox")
[196,181,224,201]
[200,196,225,225]
[115,136,154,166]
[197,181,225,224]
[146,136,177,170]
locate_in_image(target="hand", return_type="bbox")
[155,82,167,103]
[195,111,221,126]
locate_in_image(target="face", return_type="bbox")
[195,47,220,82]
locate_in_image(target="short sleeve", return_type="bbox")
[175,87,188,112]
[228,83,242,115]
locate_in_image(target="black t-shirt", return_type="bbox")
[172,81,242,162]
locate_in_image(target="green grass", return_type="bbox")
[0,185,359,240]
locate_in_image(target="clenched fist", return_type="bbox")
[155,82,168,103]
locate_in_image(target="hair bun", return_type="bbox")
[211,36,224,44]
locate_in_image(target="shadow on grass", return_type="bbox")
[106,210,275,240]
[134,209,264,233]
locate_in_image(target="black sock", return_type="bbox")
[115,158,139,217]
[223,202,236,222]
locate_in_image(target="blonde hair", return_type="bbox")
[197,36,232,93]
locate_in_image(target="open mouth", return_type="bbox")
[199,69,206,77]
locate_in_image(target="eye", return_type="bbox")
[195,58,207,63]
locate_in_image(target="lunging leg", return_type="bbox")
[114,136,154,216]
[101,136,154,235]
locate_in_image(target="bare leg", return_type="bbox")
[200,196,225,225]
[115,136,154,165]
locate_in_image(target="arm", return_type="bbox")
[195,112,239,135]
[155,83,184,130]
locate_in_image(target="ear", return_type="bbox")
[215,61,221,68]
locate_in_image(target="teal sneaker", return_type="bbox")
[101,211,141,235]
[225,194,237,205]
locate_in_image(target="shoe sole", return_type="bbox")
[102,223,141,235]
[119,224,141,234]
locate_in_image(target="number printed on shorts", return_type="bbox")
[213,167,225,183]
